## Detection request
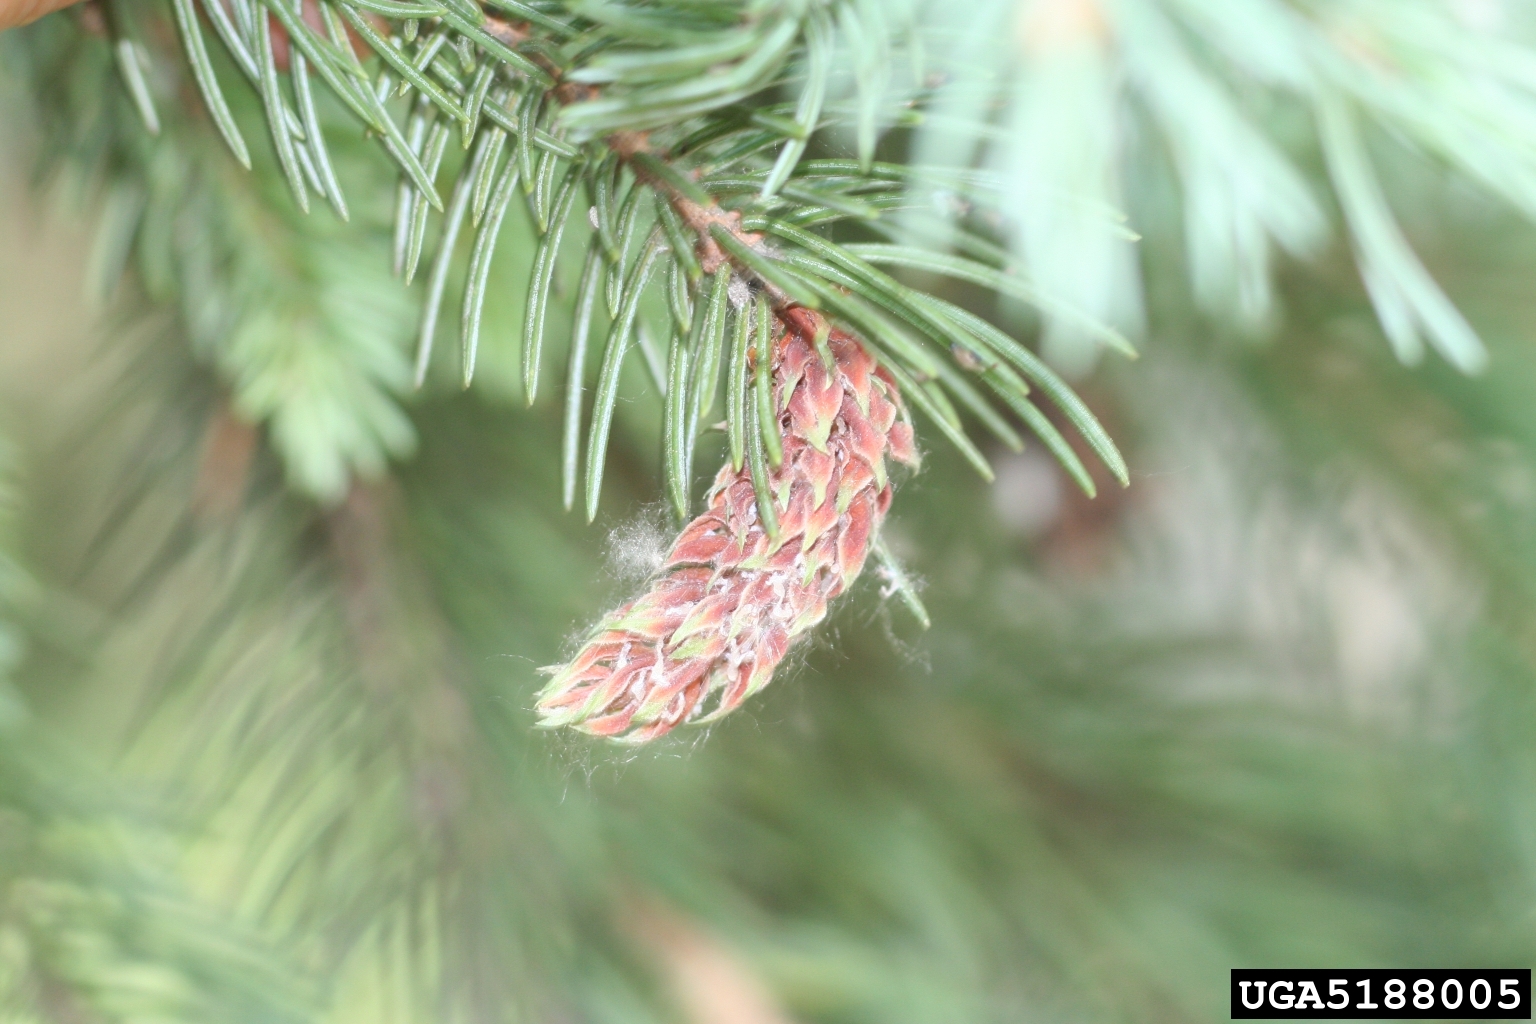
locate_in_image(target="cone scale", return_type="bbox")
[536,306,918,742]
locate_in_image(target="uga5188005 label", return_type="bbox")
[1231,969,1530,1019]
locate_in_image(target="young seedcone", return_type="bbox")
[536,307,918,742]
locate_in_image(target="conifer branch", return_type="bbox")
[91,0,1125,517]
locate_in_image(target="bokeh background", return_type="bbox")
[6,3,1536,1022]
